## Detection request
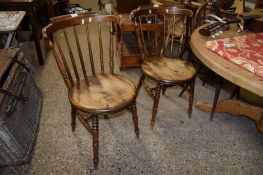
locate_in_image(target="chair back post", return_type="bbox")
[192,2,209,32]
[42,13,119,90]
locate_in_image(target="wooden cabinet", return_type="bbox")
[117,14,142,70]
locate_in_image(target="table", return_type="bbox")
[190,25,263,133]
[0,11,26,48]
[0,0,44,65]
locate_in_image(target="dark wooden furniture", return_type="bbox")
[132,6,197,129]
[0,0,44,65]
[116,0,150,13]
[255,0,263,8]
[117,14,142,69]
[117,13,163,69]
[190,24,263,133]
[43,13,139,170]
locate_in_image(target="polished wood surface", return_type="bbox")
[133,6,196,129]
[0,0,44,65]
[43,13,139,169]
[69,74,136,114]
[142,58,196,83]
[190,24,263,133]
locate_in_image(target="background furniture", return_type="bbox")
[117,13,163,69]
[43,13,139,169]
[116,0,150,13]
[133,6,197,129]
[0,0,44,65]
[0,11,25,48]
[255,0,263,8]
[117,14,142,69]
[190,24,263,133]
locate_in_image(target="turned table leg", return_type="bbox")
[196,99,263,133]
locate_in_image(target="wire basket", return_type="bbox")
[0,50,42,167]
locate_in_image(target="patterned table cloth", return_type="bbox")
[206,33,263,78]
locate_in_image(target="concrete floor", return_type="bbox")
[1,0,263,174]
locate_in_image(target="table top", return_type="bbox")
[0,0,33,3]
[190,25,263,98]
[0,0,34,9]
[0,11,26,32]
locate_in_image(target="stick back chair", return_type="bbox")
[132,6,197,129]
[42,12,139,169]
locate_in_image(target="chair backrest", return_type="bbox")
[42,12,118,90]
[131,6,193,62]
[192,2,211,31]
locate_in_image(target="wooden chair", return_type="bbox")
[132,6,197,129]
[192,2,211,32]
[42,12,139,169]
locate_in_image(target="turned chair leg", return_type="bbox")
[136,74,145,97]
[71,106,76,132]
[130,102,139,139]
[162,87,167,95]
[92,115,99,170]
[151,83,161,129]
[188,79,195,118]
[179,84,188,97]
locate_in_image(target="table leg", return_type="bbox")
[28,7,44,65]
[210,77,223,120]
[196,99,263,133]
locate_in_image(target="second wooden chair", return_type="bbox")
[132,6,197,129]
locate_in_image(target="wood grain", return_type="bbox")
[69,73,136,114]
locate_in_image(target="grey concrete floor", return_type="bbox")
[1,0,263,174]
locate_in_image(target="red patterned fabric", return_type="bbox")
[205,33,263,78]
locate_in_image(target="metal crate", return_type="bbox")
[0,50,42,167]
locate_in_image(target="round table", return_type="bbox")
[190,25,263,133]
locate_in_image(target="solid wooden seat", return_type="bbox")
[43,12,139,170]
[142,57,197,83]
[69,73,136,113]
[132,5,196,129]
